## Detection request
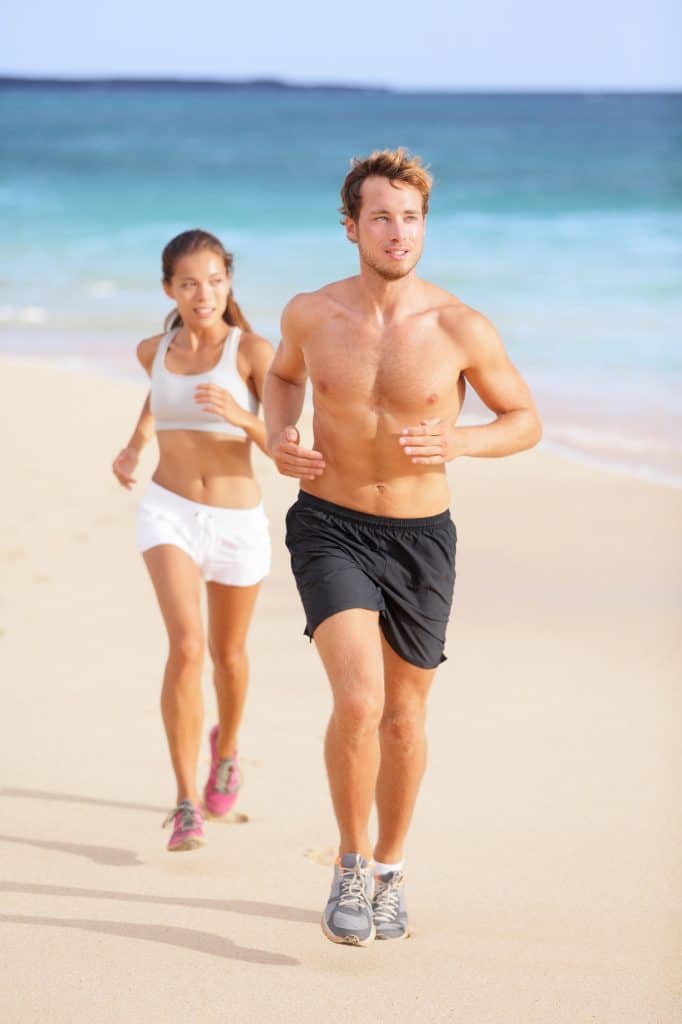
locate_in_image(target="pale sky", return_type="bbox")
[3,0,680,90]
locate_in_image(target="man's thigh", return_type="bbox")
[380,634,437,712]
[313,609,385,707]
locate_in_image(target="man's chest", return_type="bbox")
[304,328,461,412]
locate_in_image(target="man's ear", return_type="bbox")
[345,216,358,245]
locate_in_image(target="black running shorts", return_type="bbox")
[285,491,457,670]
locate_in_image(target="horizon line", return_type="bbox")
[0,74,680,95]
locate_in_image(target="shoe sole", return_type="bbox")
[375,927,411,940]
[167,836,206,852]
[320,914,375,947]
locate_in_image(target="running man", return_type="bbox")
[264,149,541,945]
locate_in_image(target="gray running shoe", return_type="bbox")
[372,870,409,940]
[321,853,375,946]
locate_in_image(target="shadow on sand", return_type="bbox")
[1,786,166,814]
[0,834,142,866]
[0,880,318,925]
[0,914,299,966]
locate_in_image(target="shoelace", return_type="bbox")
[215,758,238,794]
[162,803,198,831]
[373,872,404,922]
[337,863,369,909]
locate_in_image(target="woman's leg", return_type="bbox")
[205,581,261,758]
[143,545,204,805]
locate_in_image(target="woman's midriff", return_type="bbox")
[152,430,261,508]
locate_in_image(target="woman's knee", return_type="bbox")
[209,643,248,679]
[168,629,204,668]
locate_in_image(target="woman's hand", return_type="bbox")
[112,447,139,489]
[194,383,246,427]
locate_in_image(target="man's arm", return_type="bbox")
[263,296,326,480]
[401,311,542,464]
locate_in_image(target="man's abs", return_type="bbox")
[301,403,451,517]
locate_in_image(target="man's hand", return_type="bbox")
[112,447,139,489]
[270,426,326,480]
[194,383,246,427]
[399,419,459,464]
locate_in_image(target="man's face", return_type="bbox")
[346,175,426,280]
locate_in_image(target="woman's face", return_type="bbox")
[163,248,231,329]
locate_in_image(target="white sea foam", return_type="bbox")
[15,307,49,325]
[0,306,50,325]
[540,441,682,489]
[89,280,119,298]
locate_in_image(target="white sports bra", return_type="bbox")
[150,326,258,439]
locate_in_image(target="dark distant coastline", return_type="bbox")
[0,76,678,96]
[0,75,391,93]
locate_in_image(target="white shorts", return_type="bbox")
[136,481,271,587]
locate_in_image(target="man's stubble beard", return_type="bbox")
[357,241,422,281]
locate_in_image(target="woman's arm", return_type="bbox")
[194,332,274,454]
[112,392,155,489]
[112,336,160,489]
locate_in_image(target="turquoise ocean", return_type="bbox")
[1,84,680,483]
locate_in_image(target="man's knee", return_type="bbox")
[380,704,426,751]
[333,689,383,737]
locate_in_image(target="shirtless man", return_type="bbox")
[264,149,541,946]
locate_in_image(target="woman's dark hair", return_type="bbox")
[161,229,251,332]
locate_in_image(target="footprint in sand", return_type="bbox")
[73,532,89,543]
[32,574,50,584]
[205,810,249,825]
[0,548,26,562]
[304,846,336,866]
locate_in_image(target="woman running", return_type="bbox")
[112,229,273,852]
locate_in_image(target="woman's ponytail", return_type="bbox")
[225,292,251,332]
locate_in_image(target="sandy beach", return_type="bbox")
[0,357,680,1023]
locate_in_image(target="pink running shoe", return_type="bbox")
[203,724,241,819]
[162,800,205,852]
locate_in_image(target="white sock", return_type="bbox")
[374,859,404,877]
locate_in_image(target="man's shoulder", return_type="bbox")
[430,291,495,346]
[282,279,356,328]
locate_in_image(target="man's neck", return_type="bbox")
[355,266,422,326]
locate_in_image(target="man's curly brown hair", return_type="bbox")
[339,148,433,223]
